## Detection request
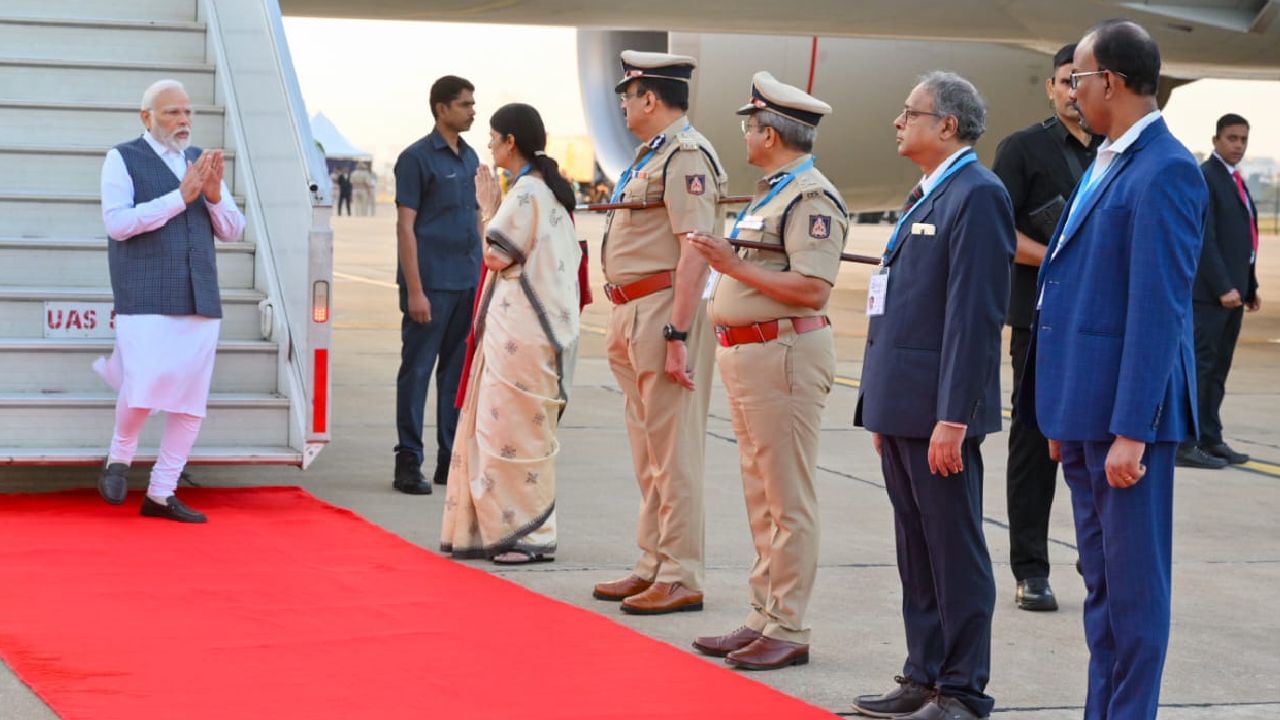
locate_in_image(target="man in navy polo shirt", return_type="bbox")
[393,75,480,495]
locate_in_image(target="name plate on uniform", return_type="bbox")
[737,215,765,231]
[44,301,116,338]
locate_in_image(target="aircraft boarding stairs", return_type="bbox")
[0,0,333,469]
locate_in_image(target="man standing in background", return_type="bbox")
[392,75,479,495]
[991,43,1100,613]
[1177,113,1260,469]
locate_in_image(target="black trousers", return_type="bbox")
[1192,302,1244,446]
[1006,327,1060,581]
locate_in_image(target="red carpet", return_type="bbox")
[0,487,834,719]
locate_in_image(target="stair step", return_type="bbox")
[0,101,225,152]
[1,0,198,23]
[0,392,290,448]
[0,237,254,289]
[0,17,208,64]
[0,445,303,468]
[0,286,268,341]
[0,339,278,394]
[0,142,238,194]
[0,189,243,238]
[0,58,216,105]
[0,144,236,195]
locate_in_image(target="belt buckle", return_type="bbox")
[752,322,768,343]
[714,326,730,347]
[605,283,628,304]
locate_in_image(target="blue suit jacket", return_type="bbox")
[855,157,1014,439]
[1022,117,1205,443]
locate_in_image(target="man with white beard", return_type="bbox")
[94,79,246,522]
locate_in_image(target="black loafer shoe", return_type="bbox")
[393,451,432,495]
[98,462,129,505]
[432,463,449,486]
[140,495,207,523]
[898,696,987,719]
[851,676,933,717]
[1205,442,1249,465]
[1016,577,1059,611]
[1175,445,1228,469]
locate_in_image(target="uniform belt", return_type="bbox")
[603,271,674,305]
[714,316,831,347]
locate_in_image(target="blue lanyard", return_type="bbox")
[883,150,977,261]
[728,156,816,239]
[512,163,532,183]
[610,124,689,204]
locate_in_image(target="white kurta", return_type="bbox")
[95,132,246,416]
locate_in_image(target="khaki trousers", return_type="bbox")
[606,290,713,589]
[718,325,834,643]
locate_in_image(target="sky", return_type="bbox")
[282,17,1280,179]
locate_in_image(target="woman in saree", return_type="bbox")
[440,103,581,565]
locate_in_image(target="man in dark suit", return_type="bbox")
[1177,113,1261,468]
[991,44,1101,612]
[1023,20,1206,720]
[851,72,1013,720]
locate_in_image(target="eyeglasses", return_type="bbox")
[898,107,944,122]
[740,119,765,136]
[1068,68,1128,89]
[617,91,643,104]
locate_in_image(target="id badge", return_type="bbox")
[867,267,889,317]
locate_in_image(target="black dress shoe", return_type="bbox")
[1176,444,1228,469]
[140,495,207,523]
[432,463,449,485]
[1016,577,1059,611]
[393,451,432,495]
[851,676,933,717]
[898,696,987,719]
[98,462,129,505]
[1205,442,1249,465]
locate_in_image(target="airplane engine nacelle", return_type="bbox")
[579,29,1059,211]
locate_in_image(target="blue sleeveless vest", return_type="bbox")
[108,136,222,318]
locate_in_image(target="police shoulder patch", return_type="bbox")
[685,174,706,196]
[808,214,831,239]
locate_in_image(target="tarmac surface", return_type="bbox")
[3,207,1278,718]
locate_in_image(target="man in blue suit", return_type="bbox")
[1022,20,1206,720]
[851,72,1013,720]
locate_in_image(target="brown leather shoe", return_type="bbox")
[725,636,809,671]
[620,581,703,615]
[592,574,653,601]
[693,626,763,657]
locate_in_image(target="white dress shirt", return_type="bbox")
[920,146,974,197]
[100,131,245,242]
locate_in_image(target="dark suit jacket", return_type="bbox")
[854,156,1015,439]
[1022,117,1205,444]
[1195,157,1259,305]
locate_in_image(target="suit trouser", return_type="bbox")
[395,288,475,469]
[881,434,995,718]
[718,325,834,644]
[1191,302,1244,446]
[606,290,712,590]
[1060,441,1174,720]
[1006,326,1060,580]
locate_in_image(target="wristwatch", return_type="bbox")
[662,323,688,342]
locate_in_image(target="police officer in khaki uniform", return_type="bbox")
[591,51,727,615]
[686,72,846,669]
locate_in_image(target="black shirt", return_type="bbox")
[992,116,1100,328]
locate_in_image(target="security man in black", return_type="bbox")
[990,43,1100,612]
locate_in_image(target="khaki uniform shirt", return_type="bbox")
[603,116,727,286]
[710,154,849,326]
